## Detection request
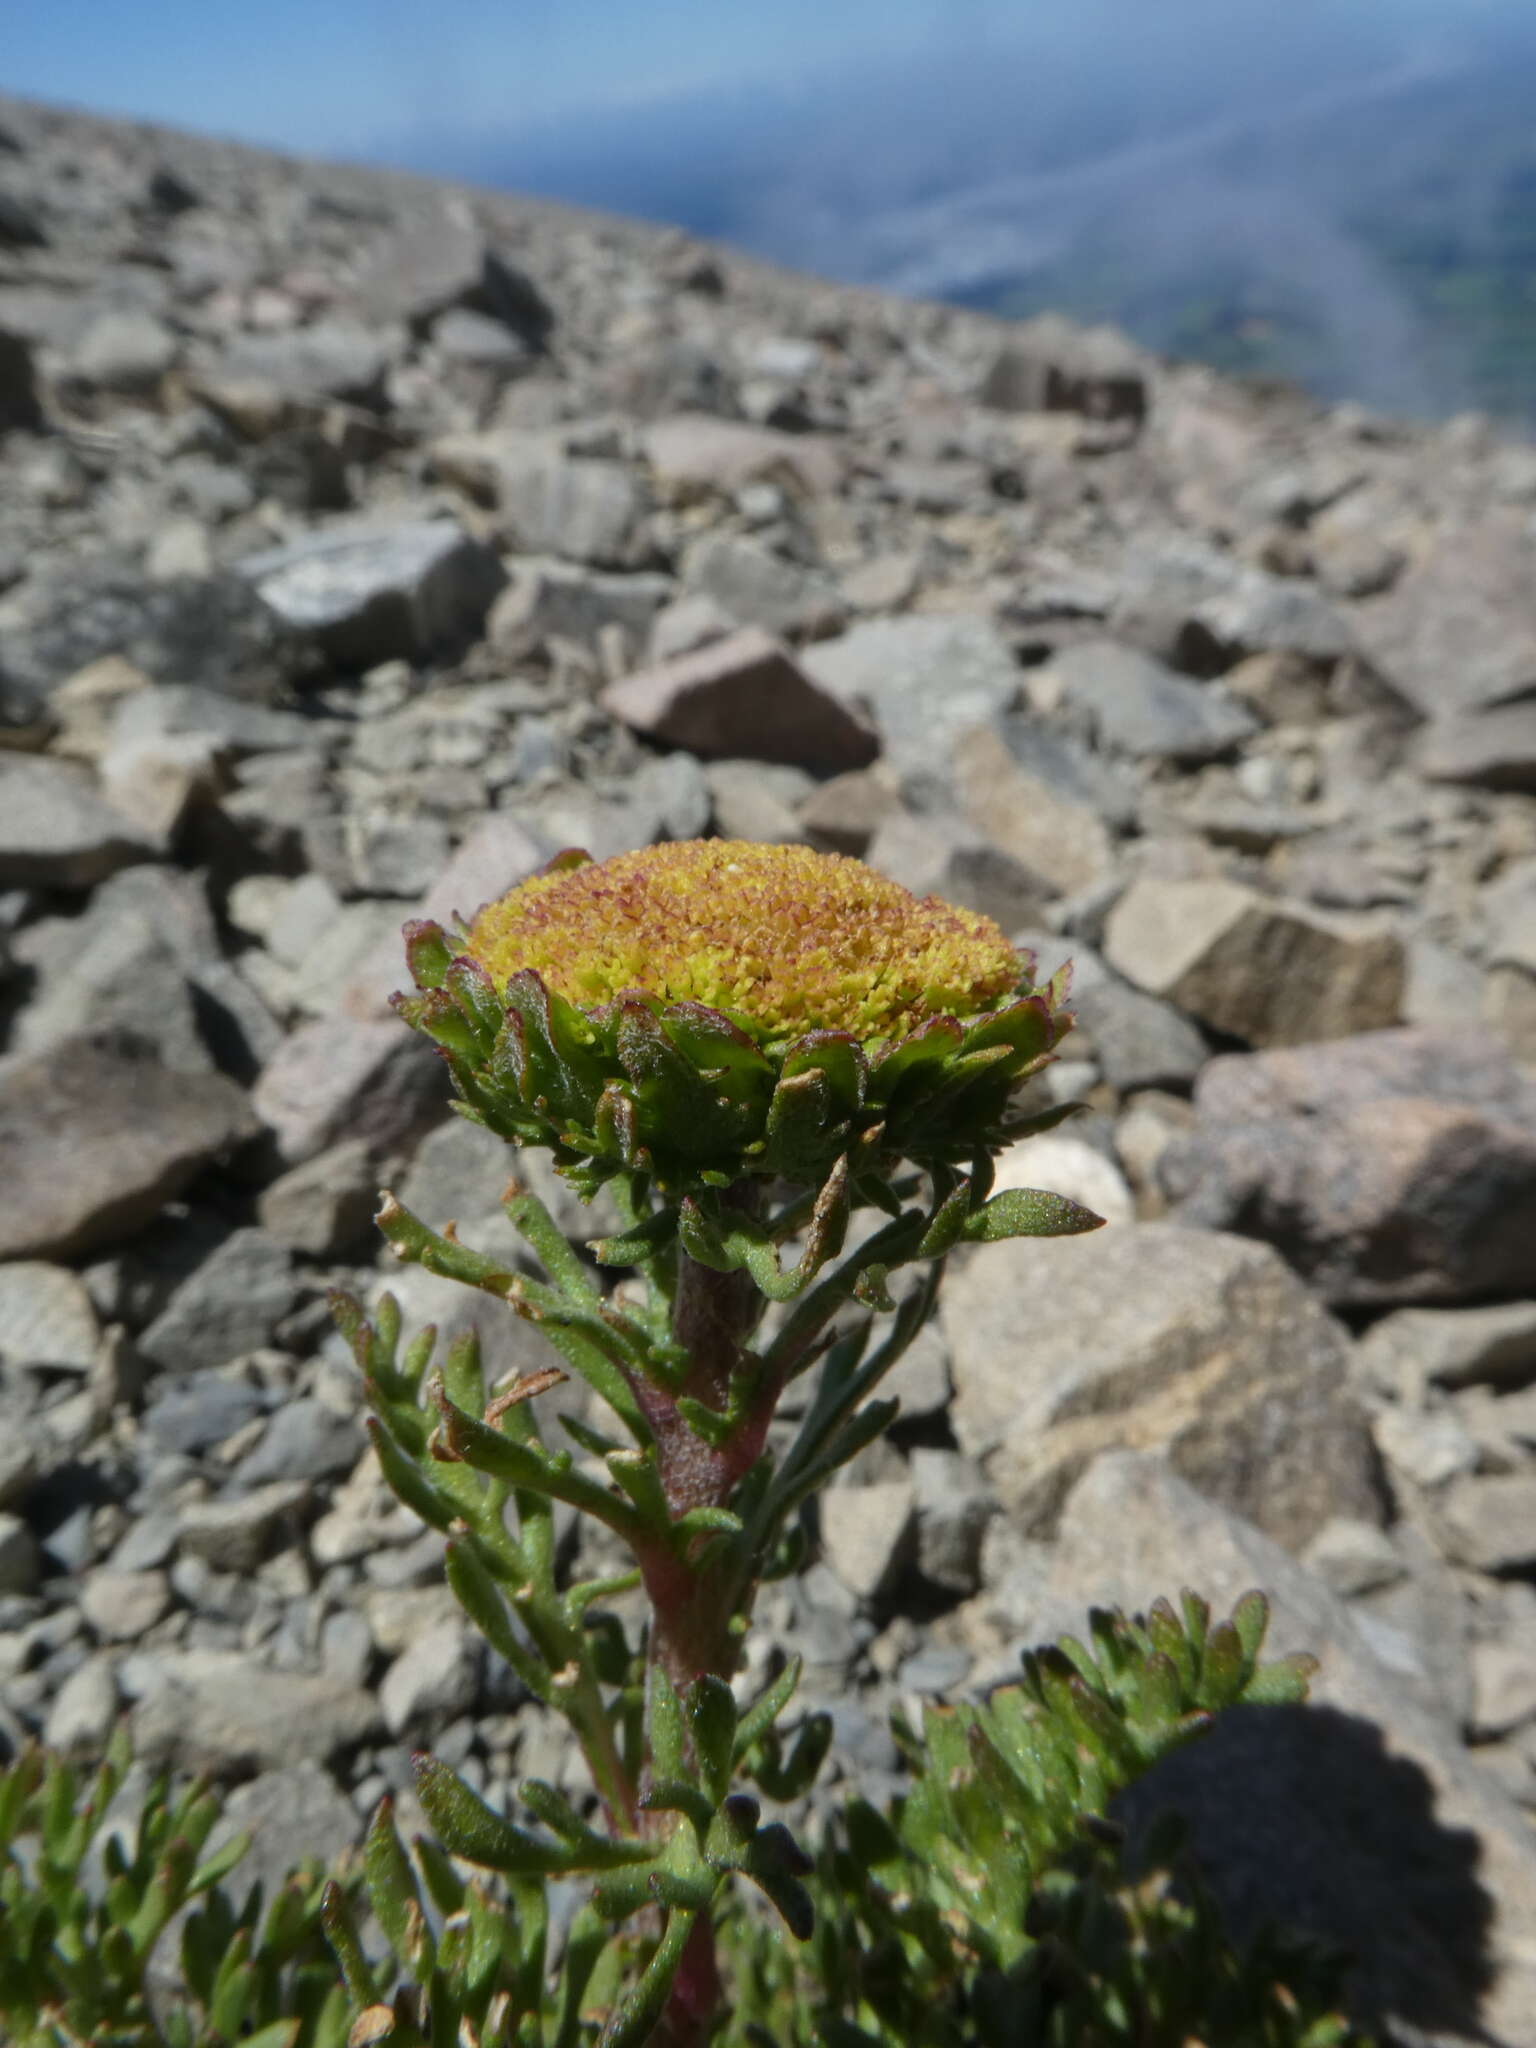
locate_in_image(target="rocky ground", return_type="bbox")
[3,88,1536,2044]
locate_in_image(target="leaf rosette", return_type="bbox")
[392,840,1077,1208]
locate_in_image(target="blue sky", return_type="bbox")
[4,0,991,153]
[4,0,1498,162]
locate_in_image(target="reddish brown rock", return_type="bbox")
[599,627,878,773]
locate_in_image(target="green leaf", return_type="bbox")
[649,1668,687,1784]
[598,1908,700,2048]
[364,1800,424,1973]
[412,1757,573,1877]
[688,1676,738,1807]
[960,1187,1105,1242]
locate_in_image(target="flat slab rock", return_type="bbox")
[0,1033,257,1260]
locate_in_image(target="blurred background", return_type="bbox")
[8,0,1536,428]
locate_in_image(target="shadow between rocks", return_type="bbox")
[1114,1703,1497,2044]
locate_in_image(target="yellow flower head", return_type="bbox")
[464,840,1022,1042]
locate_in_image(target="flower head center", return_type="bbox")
[464,840,1021,1042]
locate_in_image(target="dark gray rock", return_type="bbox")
[0,325,41,432]
[235,1398,364,1487]
[256,1138,376,1257]
[138,1228,299,1376]
[142,1375,266,1457]
[4,559,311,701]
[0,1033,257,1260]
[243,517,505,668]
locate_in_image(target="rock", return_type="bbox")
[704,759,813,844]
[345,814,454,899]
[941,1223,1380,1548]
[909,1448,993,1597]
[210,321,389,408]
[977,319,1147,422]
[126,1649,380,1772]
[799,765,900,857]
[1355,1304,1536,1397]
[6,560,310,704]
[0,1263,100,1373]
[12,897,212,1075]
[257,1138,377,1256]
[989,1132,1133,1224]
[1043,639,1258,762]
[1047,1452,1536,2045]
[380,1617,480,1735]
[364,215,553,346]
[494,454,647,568]
[79,1569,173,1642]
[488,558,673,659]
[243,517,504,667]
[1439,1474,1536,1574]
[0,326,42,433]
[70,309,177,396]
[1191,570,1355,669]
[1354,514,1536,717]
[44,1655,119,1754]
[235,1398,364,1487]
[1017,931,1207,1095]
[681,533,845,640]
[0,1033,257,1260]
[600,627,878,773]
[865,811,1053,931]
[1103,878,1404,1047]
[642,413,846,502]
[1162,1029,1536,1306]
[141,1376,265,1459]
[207,1762,360,1907]
[1416,702,1536,794]
[1470,1643,1536,1740]
[138,1228,298,1375]
[0,1512,42,1594]
[1301,1516,1405,1600]
[176,1480,310,1573]
[252,1017,445,1166]
[951,724,1117,899]
[1372,1405,1479,1491]
[820,1479,917,1604]
[0,755,154,888]
[802,615,1020,777]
